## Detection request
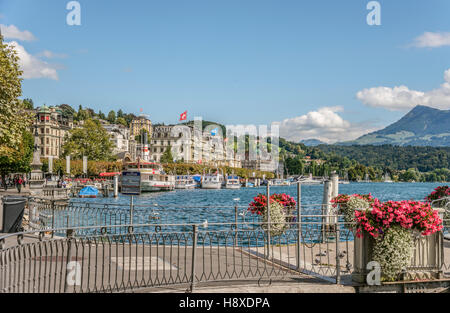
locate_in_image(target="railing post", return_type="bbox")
[51,200,55,238]
[189,224,198,293]
[129,195,134,225]
[266,183,271,259]
[321,180,332,243]
[335,227,341,284]
[64,229,74,293]
[234,204,238,246]
[296,182,302,271]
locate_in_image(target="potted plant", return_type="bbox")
[248,193,296,236]
[353,199,444,282]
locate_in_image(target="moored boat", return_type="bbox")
[224,175,241,189]
[201,172,224,189]
[175,175,197,189]
[124,161,175,192]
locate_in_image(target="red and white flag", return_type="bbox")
[179,111,187,121]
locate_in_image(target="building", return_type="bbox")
[34,105,74,159]
[241,159,277,172]
[129,115,152,139]
[103,123,130,155]
[150,125,183,163]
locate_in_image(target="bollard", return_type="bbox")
[114,175,119,198]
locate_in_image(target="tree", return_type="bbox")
[116,117,127,126]
[160,146,174,163]
[22,98,34,109]
[107,110,116,123]
[0,36,34,175]
[135,129,149,144]
[62,119,114,161]
[98,110,106,120]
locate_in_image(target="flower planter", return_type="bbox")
[352,208,445,283]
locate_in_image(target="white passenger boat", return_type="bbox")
[270,179,291,186]
[175,175,197,189]
[224,175,241,189]
[124,161,175,192]
[297,174,323,185]
[201,173,224,189]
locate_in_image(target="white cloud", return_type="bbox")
[0,24,36,41]
[7,41,59,80]
[356,69,450,111]
[37,50,68,59]
[274,107,377,143]
[413,32,450,48]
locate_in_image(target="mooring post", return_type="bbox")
[266,182,271,259]
[330,172,339,227]
[296,182,302,270]
[113,175,119,198]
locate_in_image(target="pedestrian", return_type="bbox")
[17,176,23,193]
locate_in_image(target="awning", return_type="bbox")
[99,172,121,177]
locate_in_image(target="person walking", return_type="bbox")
[16,176,23,193]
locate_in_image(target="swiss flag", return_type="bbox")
[179,111,187,121]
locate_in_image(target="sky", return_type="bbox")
[1,0,450,143]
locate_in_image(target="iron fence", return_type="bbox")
[0,219,356,293]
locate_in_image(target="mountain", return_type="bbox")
[300,139,327,146]
[340,105,450,147]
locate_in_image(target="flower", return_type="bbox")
[248,193,296,215]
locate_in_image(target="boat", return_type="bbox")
[124,161,175,192]
[175,175,197,189]
[340,171,350,184]
[297,173,323,185]
[224,175,241,189]
[79,186,99,198]
[270,179,291,186]
[384,172,393,183]
[201,171,224,189]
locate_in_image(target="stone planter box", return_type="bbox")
[352,208,445,284]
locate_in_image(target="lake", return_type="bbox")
[66,182,446,227]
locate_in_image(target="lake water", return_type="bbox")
[67,182,446,227]
[54,182,448,244]
[74,182,444,207]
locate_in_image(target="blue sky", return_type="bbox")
[1,0,450,143]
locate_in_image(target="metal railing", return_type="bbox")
[0,220,355,293]
[1,196,449,293]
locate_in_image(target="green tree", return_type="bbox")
[0,35,34,175]
[107,110,116,123]
[116,117,127,126]
[22,98,34,109]
[160,146,174,163]
[62,119,114,161]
